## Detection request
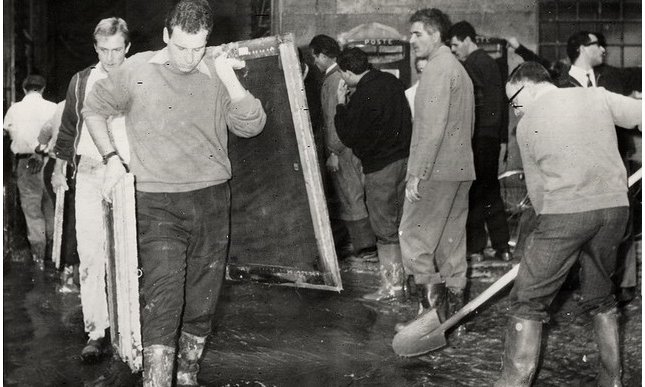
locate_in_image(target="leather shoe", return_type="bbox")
[495,248,513,262]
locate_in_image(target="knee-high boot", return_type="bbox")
[143,344,175,387]
[176,331,207,386]
[362,243,406,302]
[593,309,622,387]
[494,316,542,387]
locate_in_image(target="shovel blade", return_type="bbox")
[392,309,447,357]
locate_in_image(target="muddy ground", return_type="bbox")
[3,246,642,387]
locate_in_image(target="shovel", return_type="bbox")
[392,264,519,357]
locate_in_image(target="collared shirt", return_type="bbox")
[38,100,66,157]
[148,47,212,78]
[569,65,596,88]
[76,64,130,162]
[3,92,57,154]
[325,62,338,76]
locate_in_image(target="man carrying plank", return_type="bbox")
[495,61,641,386]
[83,0,266,384]
[53,17,131,363]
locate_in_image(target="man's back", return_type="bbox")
[463,48,504,137]
[517,87,640,214]
[4,93,57,154]
[335,69,411,173]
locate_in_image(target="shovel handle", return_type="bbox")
[628,167,641,187]
[439,265,519,332]
[435,168,641,334]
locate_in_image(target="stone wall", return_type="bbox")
[274,0,538,52]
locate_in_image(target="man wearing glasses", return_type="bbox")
[496,61,641,386]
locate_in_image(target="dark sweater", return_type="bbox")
[334,69,411,174]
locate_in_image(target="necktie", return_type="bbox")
[586,73,593,87]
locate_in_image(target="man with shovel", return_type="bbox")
[495,61,641,386]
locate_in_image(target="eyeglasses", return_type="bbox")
[508,85,524,109]
[583,41,600,47]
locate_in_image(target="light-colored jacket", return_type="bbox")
[407,45,475,181]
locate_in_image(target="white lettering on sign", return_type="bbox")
[363,38,394,45]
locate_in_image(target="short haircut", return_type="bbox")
[337,47,370,74]
[448,21,476,42]
[93,17,130,45]
[309,35,340,58]
[409,8,452,42]
[566,31,593,62]
[508,61,553,85]
[22,75,46,91]
[165,0,213,37]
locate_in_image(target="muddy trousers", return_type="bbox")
[466,137,509,253]
[75,157,111,340]
[16,157,54,259]
[330,149,375,251]
[508,207,628,322]
[137,184,230,349]
[399,180,471,291]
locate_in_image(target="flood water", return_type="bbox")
[3,247,642,386]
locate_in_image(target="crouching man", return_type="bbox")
[495,61,641,386]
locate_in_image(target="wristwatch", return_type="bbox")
[102,151,120,165]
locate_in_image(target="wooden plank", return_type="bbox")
[52,186,65,269]
[226,34,341,291]
[104,173,142,372]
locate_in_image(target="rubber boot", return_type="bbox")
[345,217,376,255]
[494,316,542,387]
[447,287,466,337]
[362,243,406,302]
[176,331,207,386]
[394,282,447,332]
[593,309,622,387]
[143,344,175,387]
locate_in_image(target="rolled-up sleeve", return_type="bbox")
[82,68,129,121]
[225,91,266,138]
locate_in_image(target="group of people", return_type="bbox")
[3,2,641,386]
[307,7,640,387]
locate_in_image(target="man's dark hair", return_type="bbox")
[566,31,593,62]
[22,75,46,92]
[409,8,452,42]
[166,0,213,37]
[508,61,553,85]
[448,21,476,42]
[309,35,340,58]
[337,47,370,75]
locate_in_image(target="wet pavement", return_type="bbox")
[3,246,642,387]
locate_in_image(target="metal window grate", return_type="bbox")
[538,0,642,67]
